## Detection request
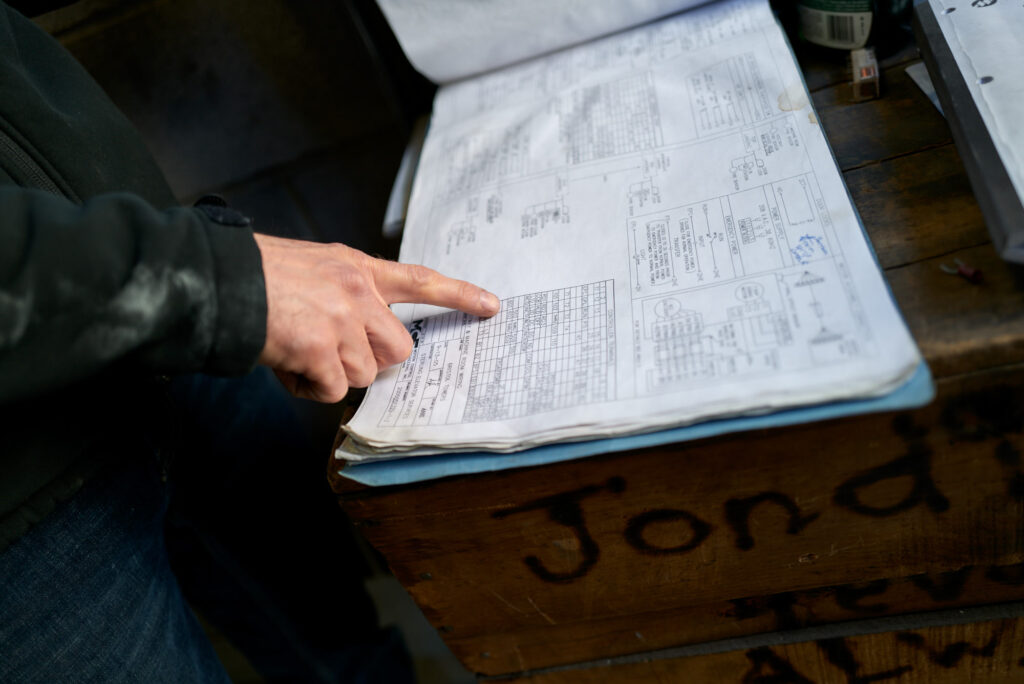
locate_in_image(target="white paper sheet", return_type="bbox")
[376,0,709,83]
[343,0,921,458]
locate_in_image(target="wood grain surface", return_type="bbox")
[511,616,1024,683]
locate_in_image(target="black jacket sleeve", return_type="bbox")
[0,184,267,404]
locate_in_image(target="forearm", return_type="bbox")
[0,185,266,403]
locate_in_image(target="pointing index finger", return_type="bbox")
[374,261,500,318]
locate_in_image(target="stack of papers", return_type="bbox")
[337,0,926,474]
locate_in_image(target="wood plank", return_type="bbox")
[813,59,952,170]
[889,244,1024,378]
[342,364,1024,674]
[846,143,989,269]
[449,563,1024,675]
[514,616,1024,683]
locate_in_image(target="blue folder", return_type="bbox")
[337,362,934,486]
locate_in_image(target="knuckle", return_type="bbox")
[323,379,349,403]
[395,332,414,361]
[455,279,477,305]
[406,264,436,290]
[329,242,355,258]
[377,332,413,367]
[338,268,373,298]
[300,326,333,356]
[277,333,302,359]
[323,262,373,298]
[339,244,377,270]
[318,365,349,402]
[348,359,378,389]
[377,347,408,370]
[325,296,353,323]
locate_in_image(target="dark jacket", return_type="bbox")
[0,2,268,549]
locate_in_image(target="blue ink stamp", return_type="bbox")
[791,234,828,265]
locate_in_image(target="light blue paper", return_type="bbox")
[339,362,934,486]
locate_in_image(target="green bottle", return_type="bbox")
[794,0,911,52]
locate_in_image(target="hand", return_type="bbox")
[253,234,500,402]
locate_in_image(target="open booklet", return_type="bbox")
[336,0,930,477]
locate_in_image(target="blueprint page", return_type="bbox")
[343,0,921,456]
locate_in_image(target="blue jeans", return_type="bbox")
[0,369,413,683]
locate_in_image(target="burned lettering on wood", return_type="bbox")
[993,440,1020,467]
[941,387,1024,502]
[833,579,890,614]
[623,507,712,556]
[1007,471,1024,502]
[724,492,819,551]
[484,393,1023,589]
[909,567,972,603]
[892,413,928,441]
[816,637,912,683]
[895,629,1001,668]
[729,564,1020,634]
[491,476,625,583]
[738,624,1011,684]
[729,591,802,630]
[940,386,1023,442]
[741,647,815,684]
[994,441,1024,502]
[833,417,949,517]
[986,562,1024,586]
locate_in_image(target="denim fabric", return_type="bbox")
[0,368,413,683]
[0,453,230,683]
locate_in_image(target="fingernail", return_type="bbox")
[480,291,500,314]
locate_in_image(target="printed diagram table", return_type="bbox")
[331,40,1024,682]
[463,282,615,423]
[377,281,615,427]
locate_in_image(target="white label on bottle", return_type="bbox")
[798,5,873,49]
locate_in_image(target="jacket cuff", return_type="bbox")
[198,209,267,375]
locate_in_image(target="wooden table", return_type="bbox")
[330,38,1024,681]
